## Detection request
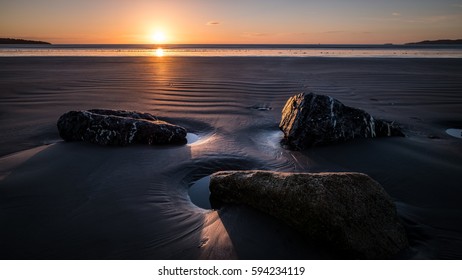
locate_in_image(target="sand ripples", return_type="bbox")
[1,57,462,259]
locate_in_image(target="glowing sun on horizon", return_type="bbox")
[151,31,166,44]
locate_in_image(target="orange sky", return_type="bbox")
[1,0,461,44]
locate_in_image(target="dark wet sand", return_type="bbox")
[0,56,461,259]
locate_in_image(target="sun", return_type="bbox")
[151,31,166,44]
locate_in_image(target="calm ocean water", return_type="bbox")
[1,44,462,58]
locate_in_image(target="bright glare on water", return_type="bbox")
[1,44,462,58]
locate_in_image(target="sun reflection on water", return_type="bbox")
[155,48,164,57]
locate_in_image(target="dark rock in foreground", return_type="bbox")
[279,92,404,149]
[57,109,187,146]
[210,170,408,259]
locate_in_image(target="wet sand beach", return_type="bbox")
[0,56,461,259]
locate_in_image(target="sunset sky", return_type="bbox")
[1,0,461,44]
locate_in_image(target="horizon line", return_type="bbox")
[1,42,444,46]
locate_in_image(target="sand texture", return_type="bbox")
[0,57,461,259]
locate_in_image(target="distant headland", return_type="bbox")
[406,39,462,45]
[0,38,51,44]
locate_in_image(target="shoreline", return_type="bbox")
[1,44,462,58]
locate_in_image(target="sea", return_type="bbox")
[1,44,462,58]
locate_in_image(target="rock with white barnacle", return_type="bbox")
[57,109,187,146]
[279,92,404,150]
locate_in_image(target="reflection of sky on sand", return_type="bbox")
[188,176,211,209]
[189,134,219,158]
[199,211,237,259]
[187,132,219,148]
[0,145,50,181]
[446,128,462,139]
[185,132,200,145]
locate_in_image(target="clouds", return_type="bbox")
[206,21,220,26]
[366,10,459,24]
[322,30,345,34]
[242,32,270,37]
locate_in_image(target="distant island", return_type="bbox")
[0,38,51,44]
[406,39,462,45]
